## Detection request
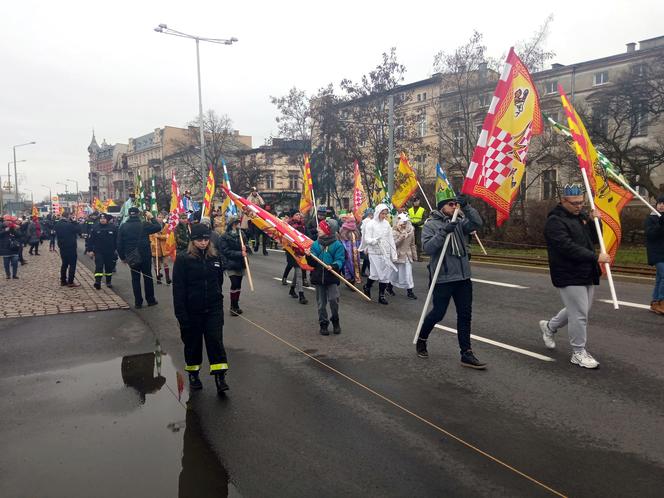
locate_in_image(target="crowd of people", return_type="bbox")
[2,187,662,393]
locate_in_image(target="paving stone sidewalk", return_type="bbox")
[1,246,129,318]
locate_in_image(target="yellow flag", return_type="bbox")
[391,152,418,210]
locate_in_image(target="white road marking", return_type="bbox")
[471,278,528,289]
[272,277,315,291]
[433,325,556,362]
[599,299,651,310]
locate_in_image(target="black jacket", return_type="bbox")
[117,217,161,260]
[0,227,20,256]
[172,250,224,328]
[86,222,118,255]
[218,226,249,271]
[544,204,601,287]
[54,219,82,252]
[645,213,664,266]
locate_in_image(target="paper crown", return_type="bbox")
[436,186,456,206]
[561,184,585,196]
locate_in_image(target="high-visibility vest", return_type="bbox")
[408,206,425,226]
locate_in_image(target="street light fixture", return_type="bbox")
[41,184,52,214]
[6,160,25,191]
[13,141,36,199]
[66,178,80,203]
[154,24,237,191]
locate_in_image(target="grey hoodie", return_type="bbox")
[422,206,483,284]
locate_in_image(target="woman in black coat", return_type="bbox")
[172,223,229,394]
[217,216,250,316]
[1,219,20,279]
[645,195,664,314]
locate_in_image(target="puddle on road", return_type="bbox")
[1,340,241,498]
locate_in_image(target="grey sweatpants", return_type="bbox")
[291,267,304,293]
[548,285,595,352]
[315,284,339,326]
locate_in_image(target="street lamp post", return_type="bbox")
[13,141,36,200]
[66,178,80,203]
[154,24,237,192]
[41,185,52,215]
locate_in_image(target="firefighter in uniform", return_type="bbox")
[86,213,118,289]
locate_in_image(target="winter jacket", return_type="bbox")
[175,223,191,253]
[644,213,664,266]
[172,249,224,328]
[0,227,20,256]
[393,224,417,263]
[307,237,346,286]
[543,204,601,288]
[86,222,118,255]
[149,226,169,257]
[117,217,162,261]
[54,219,82,252]
[422,206,483,284]
[218,225,250,271]
[27,221,41,244]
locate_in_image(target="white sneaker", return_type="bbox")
[539,320,555,349]
[570,350,599,369]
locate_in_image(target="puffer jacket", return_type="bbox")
[218,224,250,271]
[307,237,346,286]
[422,206,483,284]
[0,227,20,256]
[86,222,118,255]
[644,212,664,266]
[543,204,601,287]
[54,219,82,252]
[117,217,161,260]
[392,224,417,263]
[172,249,224,328]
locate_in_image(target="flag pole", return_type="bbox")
[472,231,488,255]
[416,180,434,211]
[413,207,460,344]
[580,168,619,309]
[238,228,254,291]
[309,253,371,302]
[606,170,661,216]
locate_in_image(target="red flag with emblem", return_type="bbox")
[222,185,314,270]
[462,47,543,225]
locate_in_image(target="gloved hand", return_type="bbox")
[442,221,458,234]
[455,195,468,208]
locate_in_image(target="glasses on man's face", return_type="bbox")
[565,200,585,207]
[445,201,458,207]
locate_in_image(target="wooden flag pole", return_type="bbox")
[412,207,460,344]
[309,253,371,302]
[580,168,619,309]
[416,180,434,211]
[472,232,488,255]
[238,228,254,292]
[606,170,661,217]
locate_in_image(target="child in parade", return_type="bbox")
[388,213,417,299]
[284,211,308,304]
[338,214,362,284]
[308,219,345,335]
[150,212,171,285]
[218,216,251,316]
[359,204,397,305]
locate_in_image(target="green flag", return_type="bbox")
[150,176,158,216]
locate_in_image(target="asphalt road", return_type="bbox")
[81,244,664,497]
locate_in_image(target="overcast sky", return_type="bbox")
[2,0,663,202]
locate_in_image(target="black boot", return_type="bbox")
[319,323,330,336]
[188,372,203,390]
[416,339,428,358]
[378,283,388,305]
[165,268,172,285]
[363,279,373,298]
[94,279,101,290]
[386,283,396,296]
[407,288,417,300]
[289,286,297,298]
[214,371,229,394]
[298,292,308,305]
[281,275,288,285]
[331,319,341,335]
[106,278,113,289]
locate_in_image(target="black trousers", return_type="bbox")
[94,252,115,283]
[130,258,155,305]
[180,312,228,373]
[60,250,77,284]
[419,279,473,353]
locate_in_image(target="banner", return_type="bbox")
[391,152,418,210]
[202,166,215,218]
[352,160,368,222]
[299,154,314,215]
[462,47,543,225]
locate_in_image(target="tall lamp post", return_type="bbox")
[13,141,36,199]
[154,24,237,191]
[41,185,52,215]
[56,181,69,213]
[66,178,80,203]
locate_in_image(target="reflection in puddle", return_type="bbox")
[0,339,240,498]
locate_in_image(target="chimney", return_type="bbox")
[626,42,636,53]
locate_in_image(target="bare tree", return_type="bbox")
[270,87,312,140]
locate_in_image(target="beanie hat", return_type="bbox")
[190,223,211,240]
[128,207,140,215]
[562,184,585,196]
[656,194,664,204]
[319,219,338,236]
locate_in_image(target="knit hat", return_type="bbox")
[128,207,140,215]
[397,213,410,223]
[562,184,585,196]
[656,194,664,204]
[190,223,211,240]
[319,219,339,236]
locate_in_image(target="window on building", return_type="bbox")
[632,63,648,77]
[478,94,489,107]
[265,172,274,190]
[593,71,609,86]
[542,169,557,200]
[395,118,405,139]
[632,100,649,136]
[266,155,274,166]
[422,92,426,101]
[417,93,421,102]
[592,106,609,135]
[342,197,350,210]
[456,100,464,112]
[545,81,558,94]
[418,110,427,137]
[288,173,299,190]
[453,129,465,155]
[359,128,368,147]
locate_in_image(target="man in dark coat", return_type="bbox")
[540,184,610,369]
[117,208,162,308]
[86,213,118,289]
[54,214,82,287]
[644,194,664,315]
